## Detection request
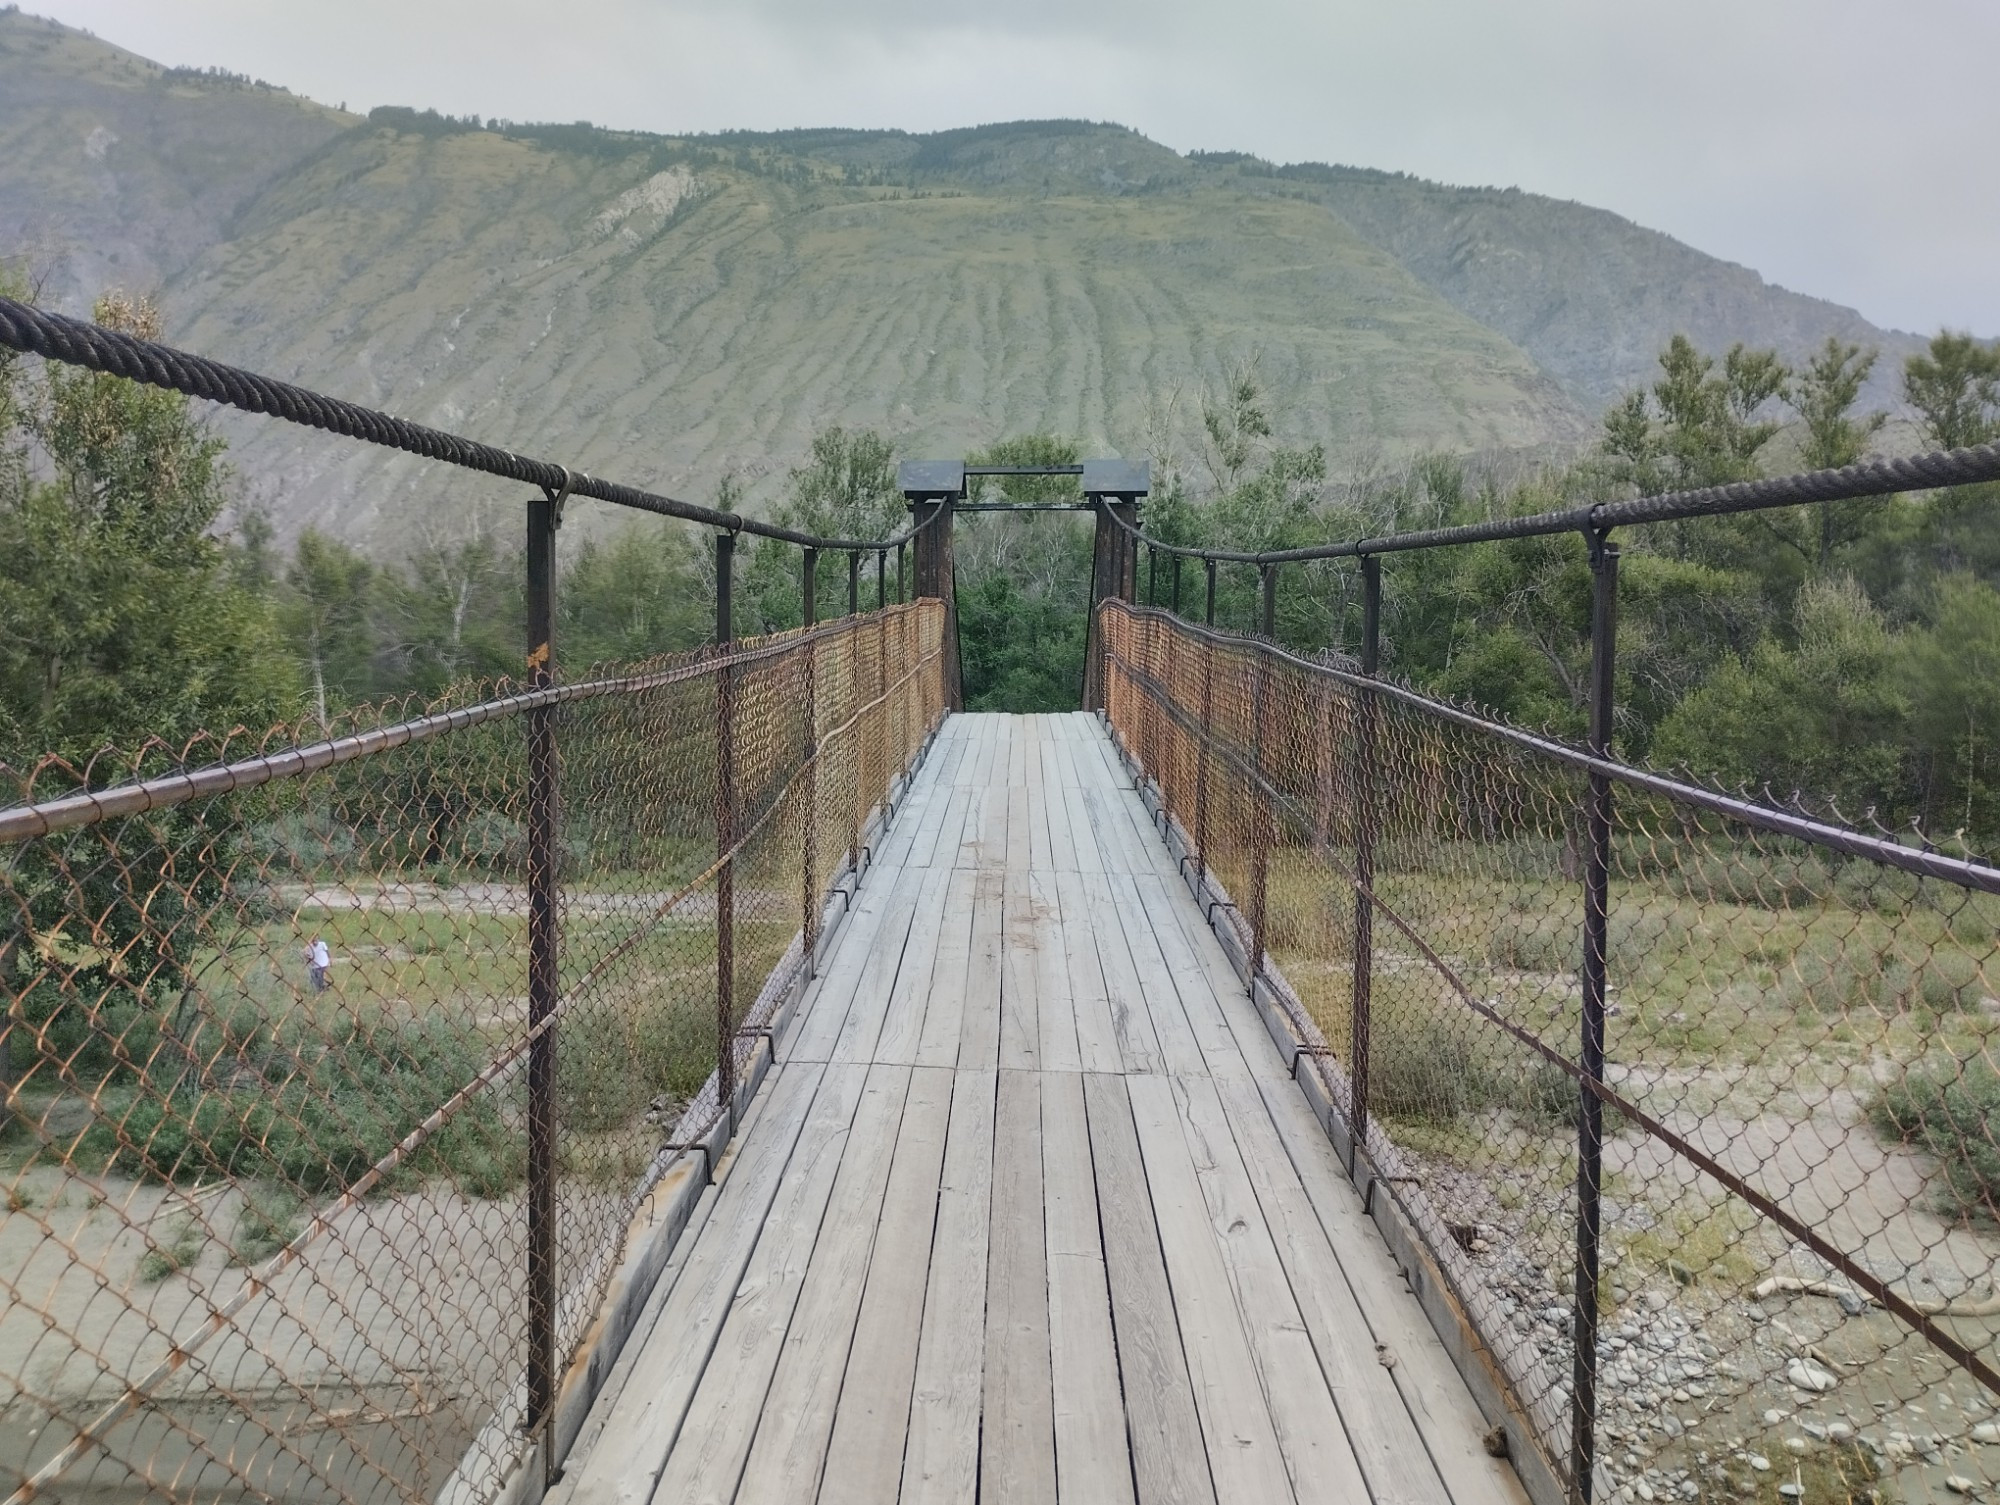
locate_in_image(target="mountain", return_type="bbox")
[0,12,1929,550]
[0,8,354,309]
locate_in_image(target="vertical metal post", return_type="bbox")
[848,550,860,617]
[897,542,906,603]
[1193,626,1215,884]
[801,549,820,965]
[714,532,737,1123]
[1204,558,1218,626]
[1571,527,1618,1504]
[1348,555,1380,1176]
[877,549,887,611]
[1260,562,1277,640]
[1148,545,1158,607]
[524,489,559,1472]
[1247,632,1272,978]
[1172,554,1184,617]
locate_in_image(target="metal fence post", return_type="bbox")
[802,550,820,967]
[1193,621,1216,885]
[1248,630,1273,978]
[1173,554,1184,617]
[1148,545,1158,607]
[524,486,560,1472]
[714,531,737,1125]
[1260,562,1277,640]
[1571,526,1619,1503]
[848,550,860,617]
[1205,558,1217,627]
[897,541,906,603]
[877,549,887,611]
[1348,555,1380,1176]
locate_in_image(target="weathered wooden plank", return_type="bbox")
[1041,1071,1137,1505]
[1129,876,1270,1085]
[915,869,977,1070]
[817,1065,956,1505]
[956,870,1005,1072]
[832,868,928,1063]
[1170,1075,1375,1505]
[877,736,954,869]
[645,1063,875,1503]
[1125,1073,1297,1505]
[1248,1072,1531,1505]
[998,872,1042,1072]
[1082,1072,1217,1505]
[1030,872,1082,1074]
[728,1063,915,1503]
[900,1068,999,1505]
[1079,870,1166,1076]
[1005,714,1029,789]
[563,1063,828,1505]
[1209,1076,1460,1505]
[979,777,1011,871]
[786,872,909,1063]
[1103,871,1212,1080]
[1006,785,1034,872]
[1052,869,1124,1076]
[953,786,990,871]
[981,1070,1057,1505]
[924,786,976,870]
[872,869,955,1066]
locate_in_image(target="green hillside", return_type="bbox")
[0,14,1929,549]
[166,117,1588,546]
[0,8,354,309]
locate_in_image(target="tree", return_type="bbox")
[281,529,377,726]
[1653,576,1909,819]
[0,289,297,1105]
[1788,338,1889,570]
[1903,331,2000,452]
[1601,335,1789,497]
[1199,357,1273,496]
[559,521,710,668]
[0,291,295,765]
[1904,574,2000,838]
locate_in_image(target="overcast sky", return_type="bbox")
[32,0,2000,337]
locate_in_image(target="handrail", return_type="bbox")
[0,297,943,554]
[1098,438,2000,564]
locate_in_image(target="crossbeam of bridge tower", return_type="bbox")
[899,459,967,710]
[1082,458,1150,710]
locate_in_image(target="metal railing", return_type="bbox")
[0,605,947,1505]
[0,302,953,1504]
[1100,552,2000,1502]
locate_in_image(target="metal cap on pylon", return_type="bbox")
[897,460,967,499]
[1081,458,1149,499]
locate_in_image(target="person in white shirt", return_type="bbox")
[307,936,331,992]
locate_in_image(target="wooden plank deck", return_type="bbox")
[557,713,1529,1505]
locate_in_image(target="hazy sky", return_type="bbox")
[31,0,2000,337]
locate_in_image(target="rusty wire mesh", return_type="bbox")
[0,599,944,1505]
[1101,597,2000,1505]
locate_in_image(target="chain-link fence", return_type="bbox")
[0,599,945,1505]
[1102,597,2000,1505]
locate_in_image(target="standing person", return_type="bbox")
[308,935,331,992]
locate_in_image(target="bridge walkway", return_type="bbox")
[556,712,1528,1505]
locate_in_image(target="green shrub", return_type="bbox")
[1371,1006,1500,1123]
[139,1214,205,1283]
[83,1017,523,1200]
[1523,1056,1627,1134]
[1871,1055,2000,1218]
[233,1184,305,1265]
